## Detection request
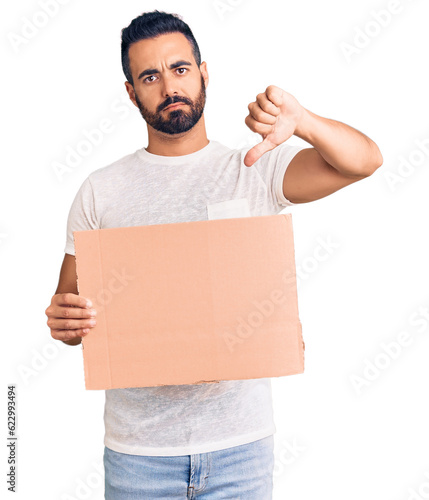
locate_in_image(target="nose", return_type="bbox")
[160,72,179,98]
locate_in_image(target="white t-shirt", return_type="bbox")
[64,139,305,456]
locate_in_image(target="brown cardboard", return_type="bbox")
[73,214,304,390]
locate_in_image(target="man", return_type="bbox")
[45,10,383,499]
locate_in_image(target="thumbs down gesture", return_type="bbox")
[243,85,304,167]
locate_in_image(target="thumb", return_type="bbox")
[243,138,276,167]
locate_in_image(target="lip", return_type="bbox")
[164,102,186,111]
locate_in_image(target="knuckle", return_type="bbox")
[47,318,53,328]
[62,308,70,318]
[65,330,74,341]
[62,293,70,305]
[248,107,258,119]
[64,320,73,330]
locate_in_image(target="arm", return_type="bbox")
[45,254,97,346]
[283,108,383,203]
[244,85,383,203]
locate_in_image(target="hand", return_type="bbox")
[243,85,304,167]
[45,293,97,343]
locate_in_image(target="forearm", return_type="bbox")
[294,108,383,176]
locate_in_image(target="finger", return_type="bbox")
[51,328,90,342]
[256,93,281,116]
[46,304,96,320]
[47,317,97,332]
[248,102,277,125]
[54,292,93,309]
[265,85,283,107]
[245,115,273,135]
[243,139,276,167]
[58,306,96,319]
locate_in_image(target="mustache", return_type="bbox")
[158,96,192,112]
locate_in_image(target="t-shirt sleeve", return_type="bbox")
[253,142,307,209]
[64,176,99,256]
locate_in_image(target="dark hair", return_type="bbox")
[121,10,202,86]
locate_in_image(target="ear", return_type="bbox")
[199,61,209,89]
[124,81,139,108]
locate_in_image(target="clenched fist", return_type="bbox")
[243,85,304,167]
[45,293,97,345]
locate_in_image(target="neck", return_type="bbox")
[145,115,209,156]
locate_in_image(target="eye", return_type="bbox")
[176,68,188,75]
[143,75,157,83]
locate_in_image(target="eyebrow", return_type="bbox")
[137,60,193,80]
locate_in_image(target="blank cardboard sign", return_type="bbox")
[73,214,305,390]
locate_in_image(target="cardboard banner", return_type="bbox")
[74,214,304,390]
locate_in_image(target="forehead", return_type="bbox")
[128,32,195,75]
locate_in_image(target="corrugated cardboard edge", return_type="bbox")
[281,213,305,373]
[74,230,114,390]
[72,232,87,388]
[73,231,88,387]
[193,380,220,385]
[96,230,113,390]
[298,320,305,371]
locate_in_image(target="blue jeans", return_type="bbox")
[103,435,274,499]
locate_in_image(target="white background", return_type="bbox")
[2,0,429,498]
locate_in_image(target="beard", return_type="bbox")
[134,73,206,135]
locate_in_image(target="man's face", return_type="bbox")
[126,32,208,135]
